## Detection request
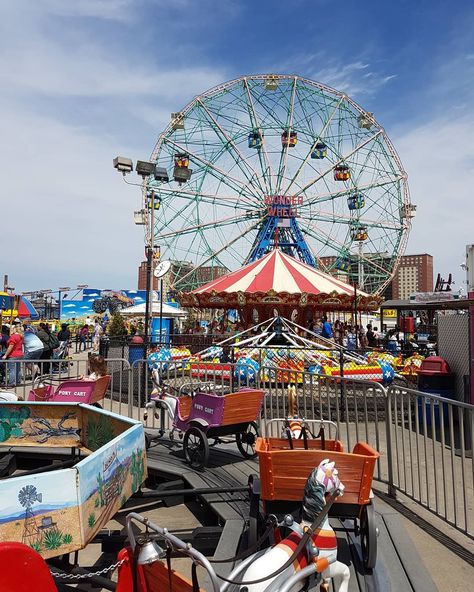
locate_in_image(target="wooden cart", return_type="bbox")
[255,419,380,569]
[147,386,265,470]
[27,375,111,406]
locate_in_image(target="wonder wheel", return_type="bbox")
[145,75,413,294]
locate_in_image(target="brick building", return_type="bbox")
[390,253,433,299]
[316,253,433,299]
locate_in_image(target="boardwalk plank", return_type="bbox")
[382,514,437,592]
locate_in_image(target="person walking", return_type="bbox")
[57,323,71,357]
[79,325,89,352]
[346,326,357,351]
[2,321,24,386]
[0,325,10,385]
[37,323,53,374]
[93,318,103,352]
[358,325,367,349]
[22,323,44,379]
[366,324,376,348]
[57,323,71,343]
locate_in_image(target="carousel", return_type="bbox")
[177,251,401,384]
[179,249,380,327]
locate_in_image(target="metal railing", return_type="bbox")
[386,385,473,537]
[0,358,131,417]
[1,357,472,539]
[260,368,390,484]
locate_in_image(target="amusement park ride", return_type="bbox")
[1,75,426,591]
[126,73,415,295]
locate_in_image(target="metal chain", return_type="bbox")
[51,558,125,580]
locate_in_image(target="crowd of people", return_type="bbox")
[0,316,112,388]
[306,317,387,351]
[1,320,57,386]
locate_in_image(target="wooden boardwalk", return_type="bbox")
[146,436,437,591]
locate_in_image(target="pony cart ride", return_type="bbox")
[27,375,111,406]
[144,375,265,469]
[254,418,380,570]
[0,462,353,592]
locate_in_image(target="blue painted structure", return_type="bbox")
[247,215,316,267]
[151,318,171,345]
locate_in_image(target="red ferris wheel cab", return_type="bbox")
[334,163,351,181]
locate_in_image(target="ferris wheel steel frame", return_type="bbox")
[143,74,412,295]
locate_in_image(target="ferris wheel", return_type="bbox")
[145,74,414,294]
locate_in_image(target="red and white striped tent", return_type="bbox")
[179,250,381,319]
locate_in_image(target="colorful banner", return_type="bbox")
[151,317,171,345]
[0,293,13,311]
[61,289,148,320]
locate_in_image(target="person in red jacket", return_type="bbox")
[2,322,24,386]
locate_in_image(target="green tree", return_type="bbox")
[108,312,127,337]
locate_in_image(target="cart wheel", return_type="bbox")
[183,427,209,469]
[360,502,377,570]
[236,422,259,459]
[145,432,152,450]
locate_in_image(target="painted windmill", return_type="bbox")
[19,485,42,544]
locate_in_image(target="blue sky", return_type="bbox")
[1,0,473,293]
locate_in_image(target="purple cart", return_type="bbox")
[146,387,265,469]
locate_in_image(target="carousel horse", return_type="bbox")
[144,368,178,422]
[241,459,350,592]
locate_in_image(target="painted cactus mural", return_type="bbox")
[0,404,146,560]
[0,406,31,441]
[96,473,106,507]
[130,449,145,493]
[85,416,115,451]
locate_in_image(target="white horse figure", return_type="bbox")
[240,459,350,592]
[144,368,177,422]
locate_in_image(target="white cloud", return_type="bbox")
[310,61,396,98]
[0,3,224,102]
[273,52,397,99]
[394,115,474,284]
[41,0,136,21]
[0,0,227,292]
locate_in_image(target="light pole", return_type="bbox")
[113,157,169,356]
[144,190,156,351]
[58,287,71,321]
[154,260,171,346]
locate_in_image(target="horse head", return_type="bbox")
[302,459,344,522]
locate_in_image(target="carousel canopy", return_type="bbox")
[179,250,381,312]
